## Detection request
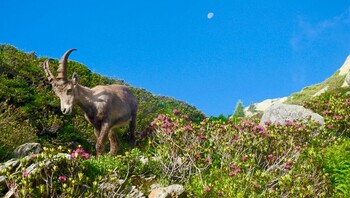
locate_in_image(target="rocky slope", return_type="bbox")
[245,55,350,115]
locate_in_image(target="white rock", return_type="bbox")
[260,103,324,126]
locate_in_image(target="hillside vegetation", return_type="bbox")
[1,45,350,197]
[0,45,204,159]
[285,70,346,105]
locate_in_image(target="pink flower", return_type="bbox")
[264,121,272,125]
[157,115,165,120]
[229,171,235,177]
[150,121,157,126]
[323,110,330,115]
[205,157,212,163]
[286,160,293,165]
[75,148,85,154]
[82,153,90,159]
[244,121,252,127]
[204,186,211,192]
[182,115,189,119]
[285,120,293,126]
[230,164,237,169]
[200,135,206,140]
[31,154,38,158]
[242,155,247,161]
[332,115,342,120]
[7,182,14,188]
[70,148,90,160]
[294,146,301,151]
[58,176,67,182]
[232,135,238,141]
[161,120,173,128]
[183,125,192,131]
[327,124,332,129]
[257,125,265,131]
[23,172,29,177]
[234,168,241,174]
[173,109,180,115]
[267,154,274,160]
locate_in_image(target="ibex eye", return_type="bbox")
[66,89,72,94]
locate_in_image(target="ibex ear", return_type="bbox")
[72,72,79,85]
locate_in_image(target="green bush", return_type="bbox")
[304,90,350,137]
[324,138,350,196]
[1,146,155,197]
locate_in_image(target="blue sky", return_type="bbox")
[2,1,350,116]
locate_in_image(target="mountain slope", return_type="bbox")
[246,55,350,115]
[0,45,205,159]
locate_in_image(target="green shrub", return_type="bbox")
[304,90,350,137]
[324,138,350,196]
[1,146,155,197]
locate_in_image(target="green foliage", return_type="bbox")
[304,89,350,136]
[0,103,38,161]
[1,146,155,197]
[233,100,245,117]
[0,44,204,161]
[285,71,345,105]
[323,138,350,196]
[232,99,245,124]
[209,114,229,123]
[247,103,257,113]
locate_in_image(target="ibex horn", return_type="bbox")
[56,49,77,81]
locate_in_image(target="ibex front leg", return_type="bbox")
[96,124,109,157]
[108,130,118,156]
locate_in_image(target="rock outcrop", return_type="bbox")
[149,184,186,198]
[12,143,42,158]
[245,97,287,117]
[260,104,324,126]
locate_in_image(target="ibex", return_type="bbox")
[43,49,137,156]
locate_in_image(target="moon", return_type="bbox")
[207,12,214,19]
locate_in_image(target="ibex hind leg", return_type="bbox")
[129,113,136,148]
[108,130,118,156]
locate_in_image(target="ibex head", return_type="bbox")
[43,49,79,115]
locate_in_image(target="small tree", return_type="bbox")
[232,100,245,123]
[247,103,257,113]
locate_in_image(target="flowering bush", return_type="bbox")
[1,145,157,197]
[149,109,332,197]
[1,146,93,197]
[305,91,350,136]
[70,148,90,159]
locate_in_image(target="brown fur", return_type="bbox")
[43,49,137,156]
